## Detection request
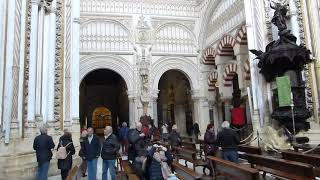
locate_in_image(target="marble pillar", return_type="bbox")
[41,9,50,123]
[47,0,57,122]
[192,93,210,137]
[0,0,7,128]
[27,0,39,122]
[18,0,28,135]
[303,0,320,122]
[35,1,45,120]
[71,0,80,123]
[235,53,249,94]
[152,97,158,127]
[3,0,16,143]
[244,0,269,132]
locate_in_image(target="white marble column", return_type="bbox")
[27,0,39,122]
[17,0,28,134]
[303,0,320,122]
[71,0,80,123]
[152,97,158,127]
[192,92,209,136]
[46,0,56,122]
[0,0,8,129]
[41,9,50,123]
[35,1,45,120]
[3,0,16,143]
[244,0,269,130]
[128,97,136,128]
[235,53,249,93]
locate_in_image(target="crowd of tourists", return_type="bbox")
[33,120,240,180]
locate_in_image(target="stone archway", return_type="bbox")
[80,54,134,91]
[150,56,199,91]
[150,56,200,136]
[79,69,129,134]
[79,55,134,132]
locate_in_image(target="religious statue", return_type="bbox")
[250,2,312,136]
[168,84,175,104]
[167,84,175,125]
[271,2,288,32]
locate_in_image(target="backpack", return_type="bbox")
[56,141,72,160]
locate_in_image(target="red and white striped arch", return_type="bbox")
[235,25,247,45]
[223,63,237,86]
[208,71,218,91]
[202,47,216,65]
[216,35,236,57]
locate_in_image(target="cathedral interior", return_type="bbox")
[1,0,320,179]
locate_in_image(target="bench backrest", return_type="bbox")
[175,147,196,163]
[246,153,315,179]
[172,161,202,180]
[181,141,197,151]
[181,137,193,142]
[207,156,260,180]
[238,145,262,155]
[281,150,320,167]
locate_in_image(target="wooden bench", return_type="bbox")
[181,136,193,142]
[238,145,262,160]
[207,156,260,180]
[181,141,202,158]
[66,165,79,180]
[175,147,207,171]
[172,161,202,180]
[238,145,262,155]
[281,150,320,176]
[245,153,315,180]
[120,160,140,180]
[293,144,320,154]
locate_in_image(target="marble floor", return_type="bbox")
[48,157,110,180]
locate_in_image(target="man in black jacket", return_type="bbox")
[128,122,146,161]
[33,126,55,180]
[216,121,240,163]
[83,127,101,180]
[101,126,120,180]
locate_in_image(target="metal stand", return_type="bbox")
[257,130,260,147]
[290,92,296,144]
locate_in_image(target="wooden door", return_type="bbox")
[92,107,112,134]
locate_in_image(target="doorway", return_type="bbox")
[79,69,129,134]
[157,70,193,136]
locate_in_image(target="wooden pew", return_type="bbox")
[238,145,262,155]
[281,150,320,176]
[207,156,260,180]
[181,141,202,158]
[181,141,197,151]
[172,161,202,180]
[120,160,140,180]
[175,147,207,171]
[245,153,315,180]
[293,144,320,154]
[181,136,193,142]
[66,165,79,180]
[238,145,262,161]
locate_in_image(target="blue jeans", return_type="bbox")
[87,158,98,180]
[37,161,50,180]
[102,159,116,180]
[222,150,239,163]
